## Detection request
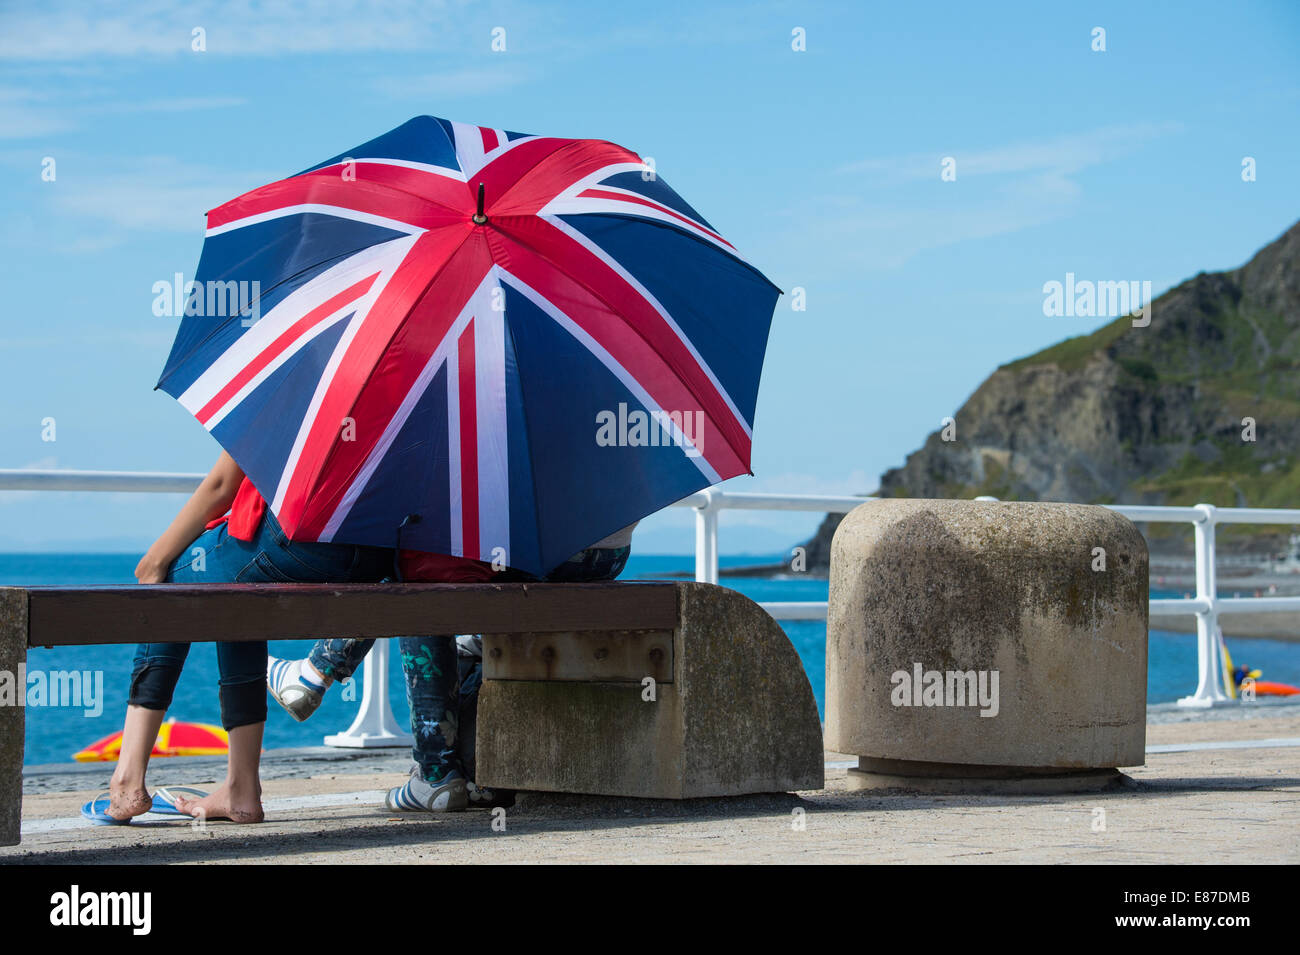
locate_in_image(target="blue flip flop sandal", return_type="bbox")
[80,792,132,826]
[150,786,209,815]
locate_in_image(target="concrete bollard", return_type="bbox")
[826,499,1148,793]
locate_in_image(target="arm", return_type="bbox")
[135,451,245,584]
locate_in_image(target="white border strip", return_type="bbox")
[206,203,426,239]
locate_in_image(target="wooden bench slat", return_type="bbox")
[21,582,679,647]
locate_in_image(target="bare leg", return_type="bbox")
[107,705,166,820]
[176,721,265,823]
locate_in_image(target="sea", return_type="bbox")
[5,552,1300,766]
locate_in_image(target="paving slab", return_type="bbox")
[5,708,1297,864]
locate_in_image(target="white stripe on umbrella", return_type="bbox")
[205,203,427,239]
[448,121,539,179]
[178,235,418,428]
[446,325,463,557]
[473,276,510,564]
[449,120,489,178]
[269,237,426,518]
[540,161,741,259]
[311,157,469,182]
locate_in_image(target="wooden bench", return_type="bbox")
[0,581,824,845]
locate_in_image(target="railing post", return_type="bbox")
[694,490,719,584]
[1177,503,1231,708]
[323,638,414,748]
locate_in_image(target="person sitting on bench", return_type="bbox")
[102,451,392,825]
[265,523,637,812]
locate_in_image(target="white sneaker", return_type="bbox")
[266,656,327,721]
[386,767,468,812]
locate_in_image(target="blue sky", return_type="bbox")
[0,0,1297,553]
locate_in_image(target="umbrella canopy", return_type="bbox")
[157,116,779,575]
[73,718,229,762]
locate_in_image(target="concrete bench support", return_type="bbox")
[476,582,825,799]
[826,499,1148,793]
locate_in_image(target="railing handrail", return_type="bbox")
[4,468,1298,713]
[8,469,1300,526]
[0,468,206,493]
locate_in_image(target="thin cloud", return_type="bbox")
[840,122,1184,181]
[36,154,277,232]
[762,122,1185,274]
[757,175,1081,274]
[0,86,245,140]
[0,0,775,63]
[0,0,475,60]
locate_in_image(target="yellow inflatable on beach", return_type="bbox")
[73,718,229,762]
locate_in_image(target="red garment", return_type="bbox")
[206,477,488,580]
[398,549,496,582]
[204,476,267,542]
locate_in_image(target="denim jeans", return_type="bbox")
[534,545,630,584]
[307,545,632,782]
[129,510,393,730]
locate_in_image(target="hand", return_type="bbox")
[135,554,169,584]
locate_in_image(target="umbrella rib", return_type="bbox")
[487,218,748,467]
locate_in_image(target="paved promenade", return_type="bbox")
[5,702,1298,864]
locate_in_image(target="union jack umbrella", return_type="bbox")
[156,116,780,575]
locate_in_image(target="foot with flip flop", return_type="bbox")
[81,785,209,825]
[82,783,265,825]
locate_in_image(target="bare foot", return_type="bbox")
[106,782,152,822]
[176,781,264,824]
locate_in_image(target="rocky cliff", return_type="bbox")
[803,220,1300,565]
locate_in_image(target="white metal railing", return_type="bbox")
[686,492,1300,709]
[3,470,1298,738]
